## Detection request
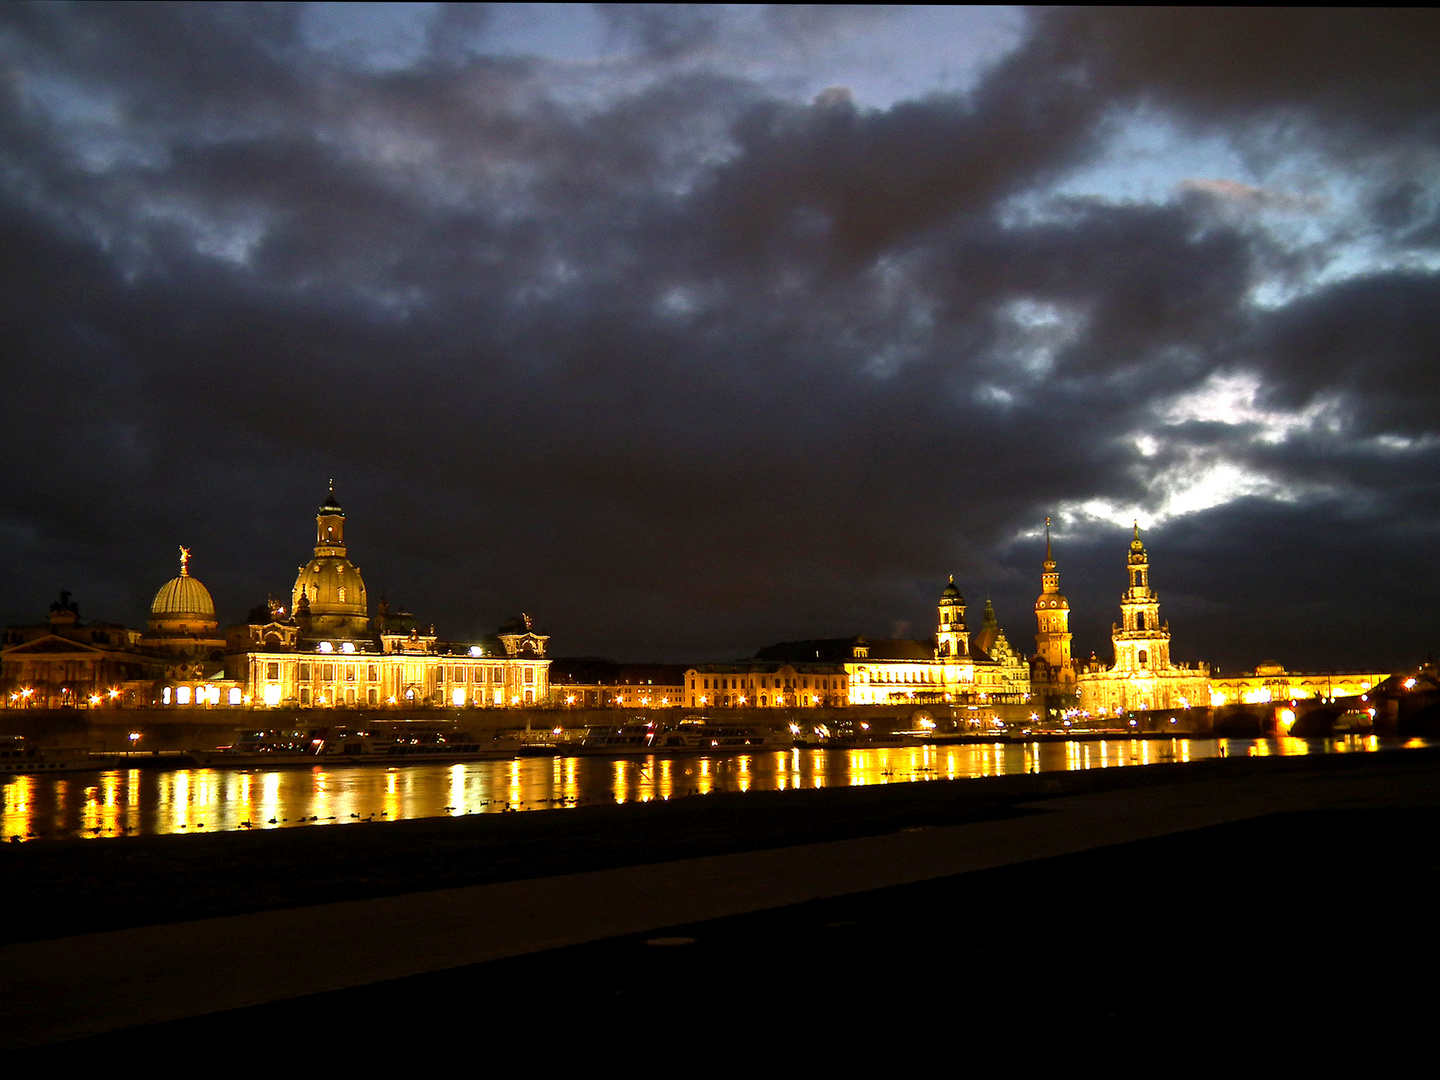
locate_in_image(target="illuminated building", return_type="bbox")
[549,660,688,708]
[1077,524,1209,715]
[685,661,848,708]
[747,578,1029,707]
[2,486,551,710]
[1208,663,1391,706]
[227,487,550,708]
[0,592,150,708]
[142,547,243,706]
[1029,520,1077,717]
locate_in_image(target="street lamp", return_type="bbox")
[127,731,141,759]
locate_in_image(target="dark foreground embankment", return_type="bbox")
[4,745,1438,947]
[7,745,1440,1061]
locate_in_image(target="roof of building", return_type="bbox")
[755,637,939,663]
[548,659,688,685]
[151,573,216,618]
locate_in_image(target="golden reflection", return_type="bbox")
[1,734,1428,840]
[80,784,101,835]
[384,768,403,820]
[52,778,69,832]
[260,771,281,828]
[638,756,659,802]
[449,763,465,815]
[3,774,35,838]
[563,755,579,804]
[735,755,751,793]
[696,758,713,795]
[612,758,628,804]
[507,758,523,810]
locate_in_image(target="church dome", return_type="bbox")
[151,547,215,617]
[152,575,216,617]
[940,575,963,603]
[293,556,368,618]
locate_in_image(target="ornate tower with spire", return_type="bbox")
[936,576,967,659]
[291,482,370,640]
[1113,521,1170,670]
[1077,522,1209,718]
[1032,518,1076,708]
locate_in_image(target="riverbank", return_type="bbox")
[5,744,1439,1055]
[3,744,1436,945]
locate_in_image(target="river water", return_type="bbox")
[1,735,1426,841]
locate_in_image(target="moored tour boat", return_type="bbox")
[0,736,111,774]
[565,716,792,756]
[189,725,520,768]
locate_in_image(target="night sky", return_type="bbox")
[2,6,1438,672]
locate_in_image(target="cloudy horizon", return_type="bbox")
[2,6,1438,673]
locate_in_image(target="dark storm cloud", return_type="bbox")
[1,5,1438,669]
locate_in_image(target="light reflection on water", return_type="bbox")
[0,735,1418,841]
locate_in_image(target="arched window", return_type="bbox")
[1138,649,1148,667]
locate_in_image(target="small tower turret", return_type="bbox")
[316,480,346,554]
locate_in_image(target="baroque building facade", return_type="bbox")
[733,577,1030,708]
[1,486,550,710]
[1077,525,1209,715]
[228,487,550,709]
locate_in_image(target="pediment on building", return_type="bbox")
[1,634,108,656]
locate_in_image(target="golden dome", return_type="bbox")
[151,547,216,617]
[151,575,216,617]
[293,556,368,618]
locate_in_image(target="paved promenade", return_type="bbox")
[5,750,1437,1049]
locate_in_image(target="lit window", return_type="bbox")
[176,686,191,705]
[341,641,355,654]
[318,642,333,653]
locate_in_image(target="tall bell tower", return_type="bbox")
[1112,521,1170,671]
[1033,518,1076,701]
[936,576,967,659]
